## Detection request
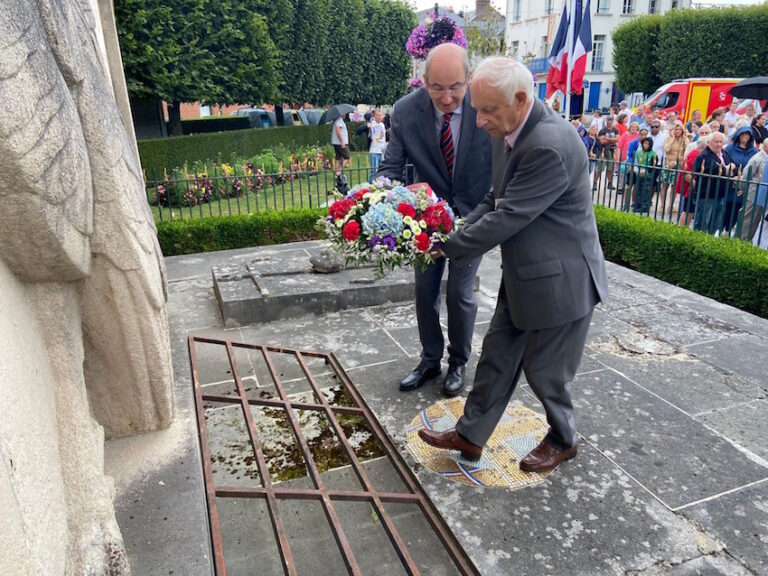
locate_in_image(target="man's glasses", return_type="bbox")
[651,125,660,129]
[427,82,467,96]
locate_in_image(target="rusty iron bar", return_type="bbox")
[259,346,363,576]
[223,340,298,576]
[326,353,481,576]
[188,336,228,576]
[189,336,480,576]
[201,393,365,415]
[215,486,423,502]
[294,351,422,576]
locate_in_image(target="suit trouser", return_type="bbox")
[456,284,594,450]
[415,255,482,368]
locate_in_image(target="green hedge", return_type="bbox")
[156,205,768,319]
[613,4,768,93]
[139,122,368,178]
[156,209,326,256]
[177,116,252,135]
[594,206,768,318]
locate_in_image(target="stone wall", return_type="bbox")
[0,0,173,573]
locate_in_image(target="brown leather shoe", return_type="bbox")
[519,438,578,472]
[418,428,482,460]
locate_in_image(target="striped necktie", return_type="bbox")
[440,112,455,180]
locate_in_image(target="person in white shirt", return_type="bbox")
[331,114,350,192]
[367,108,387,181]
[724,101,740,141]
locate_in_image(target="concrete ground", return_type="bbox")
[106,241,768,576]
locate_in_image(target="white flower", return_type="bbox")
[419,219,427,228]
[403,229,412,239]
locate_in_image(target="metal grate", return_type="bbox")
[189,335,479,576]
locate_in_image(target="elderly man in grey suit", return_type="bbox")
[419,56,609,472]
[377,43,492,397]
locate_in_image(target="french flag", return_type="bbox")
[571,0,592,95]
[545,5,569,98]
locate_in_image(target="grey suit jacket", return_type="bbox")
[442,99,609,330]
[376,89,492,217]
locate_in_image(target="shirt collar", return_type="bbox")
[504,100,534,150]
[434,103,462,121]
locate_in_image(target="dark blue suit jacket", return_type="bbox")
[376,88,492,217]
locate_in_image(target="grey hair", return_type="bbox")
[424,46,470,81]
[472,56,533,104]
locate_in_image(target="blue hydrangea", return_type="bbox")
[361,202,404,238]
[386,186,415,205]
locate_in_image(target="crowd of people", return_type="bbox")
[571,100,768,246]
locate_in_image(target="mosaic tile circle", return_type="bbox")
[407,398,553,489]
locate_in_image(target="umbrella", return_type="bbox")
[729,77,768,100]
[319,104,355,124]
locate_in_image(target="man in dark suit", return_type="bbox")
[419,56,609,472]
[377,43,492,397]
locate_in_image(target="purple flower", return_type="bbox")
[405,16,466,60]
[380,235,397,251]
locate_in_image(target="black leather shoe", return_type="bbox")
[399,364,441,391]
[442,365,466,397]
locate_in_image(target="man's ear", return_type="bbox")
[515,90,528,106]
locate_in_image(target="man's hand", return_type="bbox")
[494,198,502,209]
[428,249,445,261]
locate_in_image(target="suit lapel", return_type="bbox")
[452,91,474,182]
[419,90,450,183]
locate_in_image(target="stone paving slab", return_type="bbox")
[680,480,768,575]
[107,241,768,576]
[696,399,768,464]
[587,351,764,417]
[685,333,768,387]
[574,369,768,510]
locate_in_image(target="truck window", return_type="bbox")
[652,92,679,109]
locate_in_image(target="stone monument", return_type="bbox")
[0,0,173,573]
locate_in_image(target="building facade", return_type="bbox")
[505,0,691,112]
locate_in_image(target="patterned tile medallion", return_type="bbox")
[407,398,553,489]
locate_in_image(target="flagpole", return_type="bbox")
[564,0,577,119]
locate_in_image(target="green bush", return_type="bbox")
[613,4,768,93]
[139,122,368,178]
[177,116,252,135]
[155,204,768,319]
[156,209,326,255]
[594,206,768,318]
[612,15,663,95]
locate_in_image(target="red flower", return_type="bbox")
[329,198,354,220]
[397,203,416,218]
[354,188,369,200]
[343,220,361,241]
[414,232,431,252]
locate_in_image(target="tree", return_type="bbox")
[359,0,417,104]
[612,14,663,95]
[281,0,333,104]
[115,0,279,135]
[656,5,768,81]
[614,5,768,96]
[465,20,506,63]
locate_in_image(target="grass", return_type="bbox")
[148,152,372,222]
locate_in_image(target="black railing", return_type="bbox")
[589,157,767,245]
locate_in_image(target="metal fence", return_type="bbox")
[145,157,375,222]
[145,154,768,247]
[590,157,768,246]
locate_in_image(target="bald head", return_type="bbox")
[423,43,471,114]
[424,43,470,82]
